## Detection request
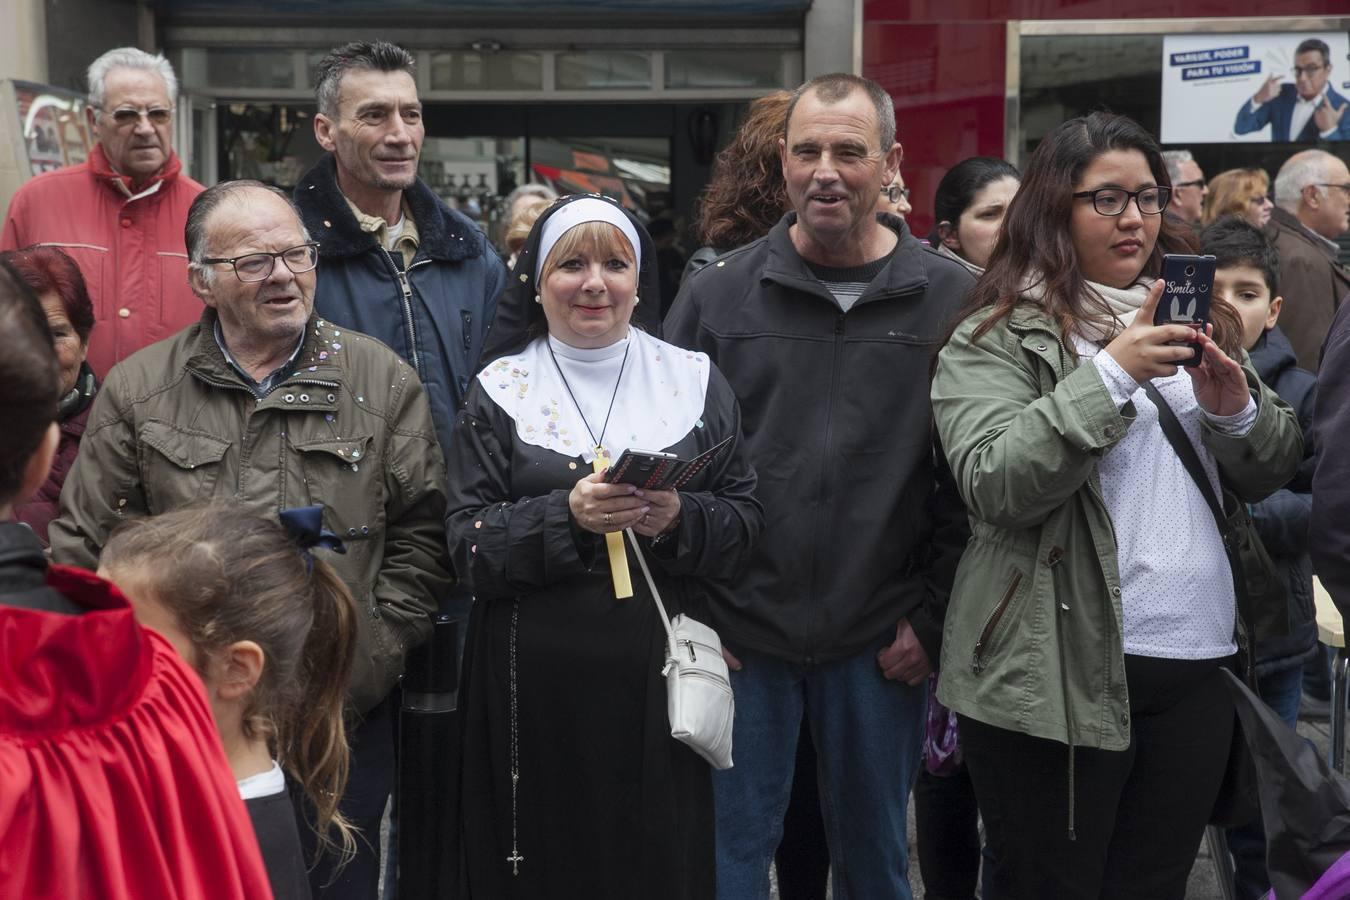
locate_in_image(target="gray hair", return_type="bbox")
[1161,150,1194,186]
[505,183,558,213]
[785,73,897,151]
[314,41,416,119]
[87,47,178,109]
[185,180,310,283]
[1274,149,1337,213]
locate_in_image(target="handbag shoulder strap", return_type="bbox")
[624,528,678,654]
[1141,381,1227,534]
[1142,381,1257,686]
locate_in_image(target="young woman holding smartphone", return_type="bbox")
[931,112,1302,899]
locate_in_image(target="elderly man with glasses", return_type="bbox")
[2,47,205,378]
[51,183,453,899]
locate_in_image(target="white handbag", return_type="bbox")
[625,529,735,770]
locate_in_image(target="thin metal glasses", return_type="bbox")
[1072,186,1172,216]
[200,242,320,283]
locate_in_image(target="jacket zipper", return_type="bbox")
[972,570,1023,674]
[382,248,423,376]
[804,313,847,662]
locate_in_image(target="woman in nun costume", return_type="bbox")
[447,194,763,898]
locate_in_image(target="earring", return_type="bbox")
[634,296,640,305]
[534,295,542,304]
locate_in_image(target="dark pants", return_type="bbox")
[914,762,982,900]
[302,694,396,900]
[960,655,1234,900]
[774,728,830,900]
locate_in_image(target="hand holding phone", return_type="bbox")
[1154,254,1216,367]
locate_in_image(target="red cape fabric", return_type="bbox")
[0,565,273,899]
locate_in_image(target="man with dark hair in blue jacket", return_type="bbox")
[296,40,505,452]
[294,40,505,900]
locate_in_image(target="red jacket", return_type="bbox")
[0,534,273,899]
[1,145,205,379]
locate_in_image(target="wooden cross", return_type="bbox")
[507,848,524,876]
[593,448,633,598]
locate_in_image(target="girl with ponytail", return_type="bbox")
[100,504,359,900]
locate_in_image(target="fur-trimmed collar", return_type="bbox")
[294,154,483,263]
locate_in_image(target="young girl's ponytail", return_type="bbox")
[286,557,358,863]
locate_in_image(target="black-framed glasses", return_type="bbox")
[1292,63,1326,78]
[1072,186,1171,216]
[882,185,911,203]
[1175,178,1206,190]
[200,242,320,283]
[1317,183,1350,197]
[102,106,173,127]
[1248,194,1274,205]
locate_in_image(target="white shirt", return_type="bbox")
[236,759,286,800]
[1083,341,1257,659]
[1250,88,1336,140]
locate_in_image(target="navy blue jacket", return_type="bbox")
[1234,84,1350,142]
[1249,325,1319,675]
[295,155,506,455]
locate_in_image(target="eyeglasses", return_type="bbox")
[1292,63,1326,78]
[881,185,911,203]
[102,106,174,127]
[200,243,320,283]
[1175,178,1207,191]
[1248,194,1274,205]
[1072,186,1171,216]
[1317,183,1350,198]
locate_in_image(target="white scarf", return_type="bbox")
[1020,273,1152,344]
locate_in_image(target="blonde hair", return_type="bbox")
[102,506,359,865]
[1203,168,1270,226]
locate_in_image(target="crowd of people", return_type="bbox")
[2,36,1350,900]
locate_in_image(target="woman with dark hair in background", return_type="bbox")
[2,246,96,546]
[916,155,1020,900]
[683,91,791,279]
[930,156,1021,276]
[932,112,1301,899]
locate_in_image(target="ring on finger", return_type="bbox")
[604,512,613,525]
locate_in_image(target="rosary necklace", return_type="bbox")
[507,337,631,878]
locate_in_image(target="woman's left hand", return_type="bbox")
[1187,325,1250,416]
[632,489,681,538]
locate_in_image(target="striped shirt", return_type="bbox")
[805,250,895,312]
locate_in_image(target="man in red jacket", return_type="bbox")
[0,259,272,899]
[1,47,204,379]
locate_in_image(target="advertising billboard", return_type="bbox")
[1161,32,1350,144]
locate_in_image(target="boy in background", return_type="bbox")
[1203,215,1319,900]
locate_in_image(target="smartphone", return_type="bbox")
[1154,253,1216,367]
[604,448,680,488]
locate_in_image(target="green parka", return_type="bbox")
[50,310,453,714]
[931,303,1302,752]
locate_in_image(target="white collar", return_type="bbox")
[1295,88,1328,109]
[236,760,286,800]
[479,329,710,464]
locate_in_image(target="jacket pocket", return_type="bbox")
[971,567,1025,675]
[138,420,231,510]
[290,434,385,542]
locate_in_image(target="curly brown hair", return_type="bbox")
[695,91,791,250]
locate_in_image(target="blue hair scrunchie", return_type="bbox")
[278,505,347,573]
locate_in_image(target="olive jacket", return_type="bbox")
[931,304,1302,751]
[50,310,453,714]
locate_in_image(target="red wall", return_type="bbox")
[863,1,1348,236]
